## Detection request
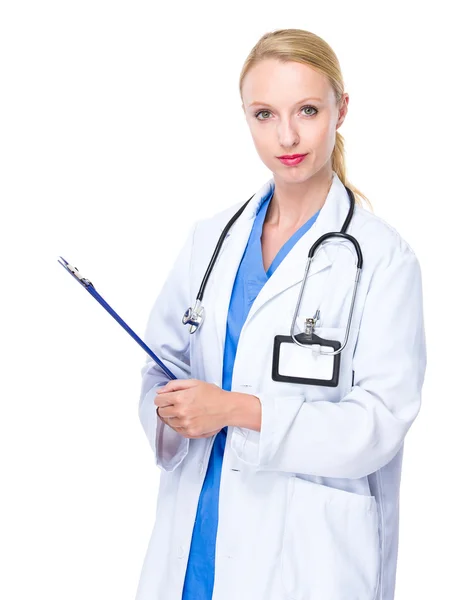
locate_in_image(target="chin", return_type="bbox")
[273,168,315,183]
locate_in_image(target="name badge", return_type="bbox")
[272,332,341,387]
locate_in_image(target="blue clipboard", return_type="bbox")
[57,256,177,380]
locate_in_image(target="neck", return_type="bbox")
[265,166,334,230]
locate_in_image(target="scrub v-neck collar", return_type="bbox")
[251,186,322,280]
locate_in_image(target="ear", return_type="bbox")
[336,93,349,130]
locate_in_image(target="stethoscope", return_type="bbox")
[182,186,362,357]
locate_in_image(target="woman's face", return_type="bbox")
[241,59,348,183]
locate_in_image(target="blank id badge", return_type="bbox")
[272,332,341,387]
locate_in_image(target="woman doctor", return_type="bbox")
[136,28,426,600]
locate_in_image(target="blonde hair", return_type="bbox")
[239,28,373,211]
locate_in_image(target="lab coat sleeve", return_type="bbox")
[230,241,427,479]
[138,221,197,472]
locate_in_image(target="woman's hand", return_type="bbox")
[154,379,231,439]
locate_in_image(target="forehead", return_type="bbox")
[242,59,333,106]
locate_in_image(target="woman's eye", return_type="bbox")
[255,110,271,120]
[302,105,318,116]
[254,105,318,120]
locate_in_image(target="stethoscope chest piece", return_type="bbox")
[182,299,205,334]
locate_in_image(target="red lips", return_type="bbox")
[277,153,308,166]
[277,153,307,159]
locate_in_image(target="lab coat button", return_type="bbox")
[177,545,185,558]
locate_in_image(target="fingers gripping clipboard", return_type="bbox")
[57,256,177,381]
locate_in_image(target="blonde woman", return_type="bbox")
[136,28,426,600]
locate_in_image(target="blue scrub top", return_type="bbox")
[181,184,321,599]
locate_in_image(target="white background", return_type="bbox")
[1,1,466,598]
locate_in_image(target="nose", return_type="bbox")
[276,118,300,150]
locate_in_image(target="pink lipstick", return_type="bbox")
[277,153,308,166]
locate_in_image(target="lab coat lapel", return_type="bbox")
[242,171,351,331]
[210,172,351,379]
[210,189,265,379]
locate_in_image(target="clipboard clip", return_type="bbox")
[57,254,177,380]
[57,256,94,288]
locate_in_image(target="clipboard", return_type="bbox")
[57,256,177,380]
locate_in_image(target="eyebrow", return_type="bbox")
[248,96,323,108]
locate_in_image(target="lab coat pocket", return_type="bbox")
[280,476,380,600]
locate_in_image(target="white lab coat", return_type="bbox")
[135,171,427,600]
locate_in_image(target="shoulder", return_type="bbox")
[195,200,246,233]
[350,203,421,273]
[191,199,247,250]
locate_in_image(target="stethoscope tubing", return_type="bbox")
[183,186,363,357]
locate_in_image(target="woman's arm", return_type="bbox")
[139,221,198,472]
[229,241,427,480]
